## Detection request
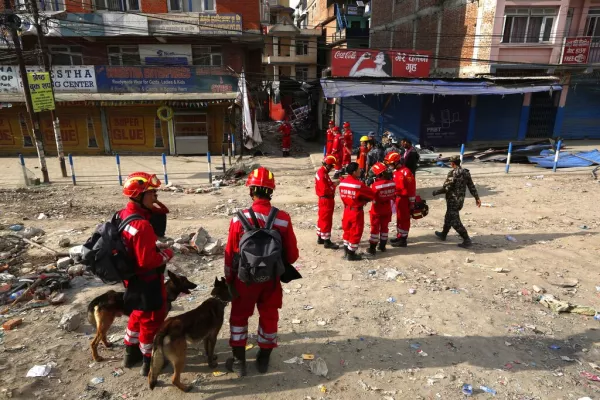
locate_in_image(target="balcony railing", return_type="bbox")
[327,27,369,45]
[590,37,600,64]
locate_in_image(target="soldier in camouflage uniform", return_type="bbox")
[432,155,481,248]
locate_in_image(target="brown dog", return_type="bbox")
[148,277,231,392]
[87,270,197,362]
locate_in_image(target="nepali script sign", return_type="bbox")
[331,48,431,78]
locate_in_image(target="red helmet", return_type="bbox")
[328,120,334,125]
[323,155,337,166]
[123,172,161,198]
[370,162,387,176]
[343,122,350,128]
[384,152,402,165]
[332,126,340,132]
[246,167,275,190]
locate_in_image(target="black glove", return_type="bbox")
[227,281,239,300]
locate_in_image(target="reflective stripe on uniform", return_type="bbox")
[348,243,359,251]
[257,327,277,344]
[375,182,396,189]
[339,182,361,189]
[124,225,139,236]
[139,342,153,355]
[231,325,248,342]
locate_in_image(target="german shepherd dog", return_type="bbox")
[148,277,231,392]
[87,270,197,362]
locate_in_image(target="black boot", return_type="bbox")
[390,237,401,244]
[323,239,339,249]
[140,355,151,377]
[366,243,377,255]
[225,346,247,376]
[347,250,362,261]
[342,246,348,259]
[256,348,273,374]
[378,240,387,252]
[122,344,143,368]
[435,231,448,241]
[391,237,407,247]
[317,237,325,245]
[458,237,473,248]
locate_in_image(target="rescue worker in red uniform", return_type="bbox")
[331,126,344,178]
[339,162,375,261]
[279,119,292,157]
[325,120,335,156]
[357,136,370,177]
[224,167,299,376]
[367,162,396,255]
[342,122,353,168]
[384,152,416,247]
[315,155,340,250]
[119,172,175,376]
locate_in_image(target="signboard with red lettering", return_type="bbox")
[42,118,79,146]
[331,49,431,78]
[109,116,146,146]
[561,37,591,64]
[0,117,14,145]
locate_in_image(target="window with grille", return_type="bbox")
[296,40,309,55]
[16,0,65,11]
[95,0,139,11]
[192,46,222,66]
[296,66,309,81]
[502,8,557,43]
[168,0,182,11]
[49,46,83,66]
[586,9,600,37]
[108,46,140,66]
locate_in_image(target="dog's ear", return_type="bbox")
[220,277,226,284]
[214,277,219,286]
[168,270,177,281]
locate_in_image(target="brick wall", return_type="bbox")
[141,0,168,13]
[218,0,261,30]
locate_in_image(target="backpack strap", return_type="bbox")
[247,207,261,229]
[265,207,279,230]
[236,210,255,232]
[118,214,144,233]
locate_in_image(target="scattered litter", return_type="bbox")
[462,384,473,396]
[309,357,328,377]
[340,273,353,281]
[408,288,417,295]
[112,368,124,377]
[580,371,600,382]
[504,363,513,370]
[560,356,576,362]
[465,257,474,263]
[386,297,396,303]
[385,269,401,281]
[90,377,104,385]
[2,318,23,330]
[37,213,48,220]
[504,341,512,347]
[505,235,518,243]
[479,385,497,395]
[417,350,428,357]
[245,344,254,351]
[318,384,327,393]
[580,225,589,230]
[539,294,596,316]
[410,343,421,349]
[212,371,227,377]
[317,320,327,326]
[283,357,303,365]
[532,285,545,293]
[303,305,314,310]
[590,362,600,371]
[9,224,23,231]
[291,319,302,324]
[549,344,561,350]
[480,203,494,207]
[494,268,510,273]
[26,363,55,377]
[302,354,315,360]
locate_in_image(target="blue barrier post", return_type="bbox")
[505,142,513,174]
[323,145,326,157]
[116,154,122,186]
[231,135,235,157]
[228,133,232,166]
[162,153,168,185]
[19,154,28,186]
[553,140,562,173]
[459,143,465,164]
[68,154,76,186]
[207,151,213,184]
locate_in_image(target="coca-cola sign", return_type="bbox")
[331,48,431,78]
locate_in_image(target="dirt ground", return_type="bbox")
[1,144,600,400]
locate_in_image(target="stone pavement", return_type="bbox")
[2,140,599,188]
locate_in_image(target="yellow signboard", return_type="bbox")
[27,72,55,113]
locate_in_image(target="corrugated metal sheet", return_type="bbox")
[381,94,421,144]
[341,96,380,146]
[561,85,600,139]
[473,94,522,141]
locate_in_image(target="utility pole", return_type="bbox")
[2,0,50,183]
[29,0,66,177]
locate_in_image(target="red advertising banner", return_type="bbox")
[331,49,431,78]
[562,37,591,64]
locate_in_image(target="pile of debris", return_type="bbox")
[255,121,306,156]
[164,227,224,256]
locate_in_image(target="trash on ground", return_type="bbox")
[408,288,417,294]
[549,344,561,350]
[112,368,124,377]
[494,268,510,273]
[26,363,55,377]
[302,354,315,360]
[580,371,600,382]
[90,377,104,385]
[386,297,396,303]
[532,285,545,293]
[309,357,328,377]
[385,269,401,281]
[560,356,577,362]
[303,305,314,310]
[417,350,428,357]
[479,385,497,395]
[538,294,596,316]
[462,384,473,396]
[283,357,303,365]
[505,235,518,243]
[291,319,301,324]
[318,384,327,393]
[212,371,227,377]
[245,344,254,351]
[2,318,23,330]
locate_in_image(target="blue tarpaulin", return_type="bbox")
[527,150,600,168]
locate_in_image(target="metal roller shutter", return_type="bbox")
[561,83,600,139]
[341,96,380,147]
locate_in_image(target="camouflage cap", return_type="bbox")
[449,155,461,163]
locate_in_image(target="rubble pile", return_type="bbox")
[255,121,307,156]
[163,227,224,256]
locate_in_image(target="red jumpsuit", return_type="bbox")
[393,167,416,239]
[339,175,375,252]
[225,199,299,349]
[315,165,336,240]
[279,123,292,153]
[119,202,174,357]
[357,145,368,172]
[369,179,396,245]
[331,133,344,172]
[342,129,353,167]
[325,128,334,155]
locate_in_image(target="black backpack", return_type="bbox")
[81,213,143,284]
[236,207,285,284]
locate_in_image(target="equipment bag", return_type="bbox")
[81,213,143,284]
[411,196,429,220]
[236,207,285,284]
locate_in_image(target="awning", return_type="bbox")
[0,92,238,102]
[320,79,563,98]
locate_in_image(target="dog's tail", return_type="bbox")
[87,307,97,331]
[148,322,170,390]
